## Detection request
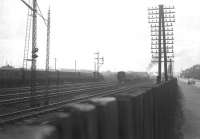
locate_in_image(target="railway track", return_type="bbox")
[0,81,88,92]
[0,81,107,95]
[0,82,71,94]
[0,82,116,115]
[0,82,153,125]
[0,81,113,100]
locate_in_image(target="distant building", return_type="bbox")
[0,64,15,70]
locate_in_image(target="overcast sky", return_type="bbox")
[0,0,200,72]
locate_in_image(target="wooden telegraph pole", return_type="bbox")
[148,5,175,83]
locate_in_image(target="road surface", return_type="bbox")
[179,80,200,139]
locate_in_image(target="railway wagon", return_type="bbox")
[0,68,98,88]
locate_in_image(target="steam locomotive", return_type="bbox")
[117,71,149,84]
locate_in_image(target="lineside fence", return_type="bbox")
[0,79,180,139]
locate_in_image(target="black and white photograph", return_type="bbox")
[0,0,199,138]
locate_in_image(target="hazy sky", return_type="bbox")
[0,0,200,72]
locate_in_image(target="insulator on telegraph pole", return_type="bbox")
[148,4,175,83]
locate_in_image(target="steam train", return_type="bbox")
[117,71,126,83]
[117,71,149,83]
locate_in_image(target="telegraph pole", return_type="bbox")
[168,59,173,78]
[94,62,97,79]
[158,5,162,83]
[148,5,175,82]
[96,52,100,73]
[46,8,50,76]
[55,58,57,71]
[161,5,168,81]
[75,60,77,73]
[94,52,104,79]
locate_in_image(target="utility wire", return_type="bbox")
[19,0,47,26]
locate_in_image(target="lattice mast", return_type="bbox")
[20,0,48,105]
[148,5,175,82]
[22,0,32,70]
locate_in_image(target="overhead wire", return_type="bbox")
[36,1,47,26]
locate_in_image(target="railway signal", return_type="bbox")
[32,47,39,58]
[20,0,50,106]
[20,0,38,106]
[148,5,175,83]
